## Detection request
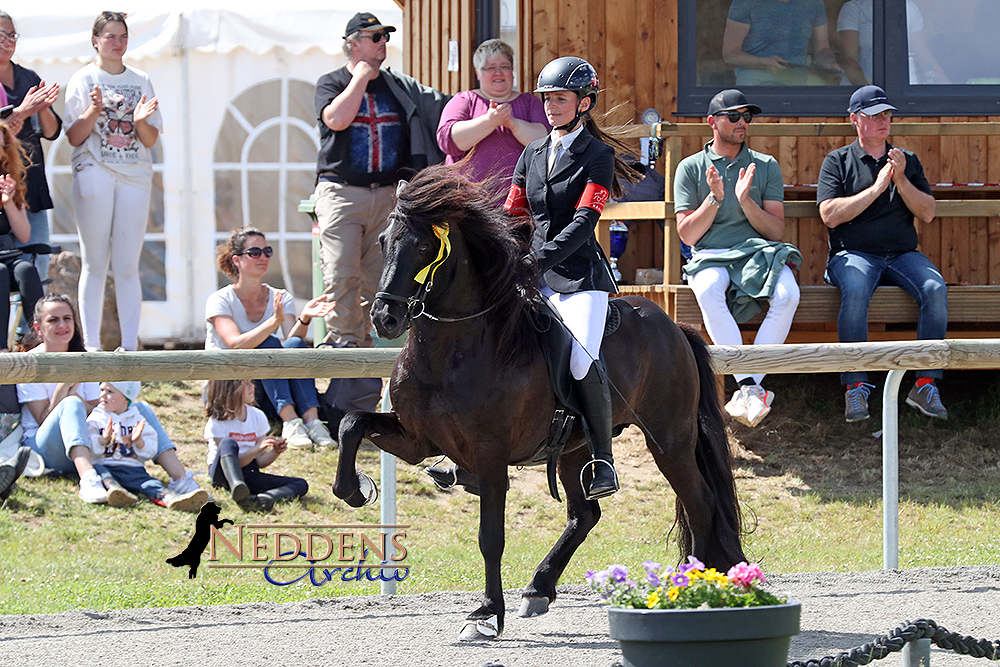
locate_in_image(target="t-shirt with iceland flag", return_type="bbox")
[204,405,270,467]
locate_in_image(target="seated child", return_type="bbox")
[205,378,308,511]
[87,381,210,511]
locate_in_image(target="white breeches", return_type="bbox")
[688,248,800,385]
[541,285,608,380]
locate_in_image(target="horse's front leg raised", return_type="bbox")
[459,471,508,641]
[519,446,601,618]
[332,410,411,508]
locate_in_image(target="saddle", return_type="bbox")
[518,298,626,501]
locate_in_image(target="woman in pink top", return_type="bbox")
[436,39,549,197]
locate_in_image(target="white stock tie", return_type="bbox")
[548,142,564,175]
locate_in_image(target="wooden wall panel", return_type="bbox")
[401,0,999,288]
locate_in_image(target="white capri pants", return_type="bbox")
[72,163,151,351]
[541,285,608,380]
[688,248,800,385]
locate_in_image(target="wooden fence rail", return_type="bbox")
[3,339,1000,384]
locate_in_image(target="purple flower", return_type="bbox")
[608,564,628,583]
[646,572,660,587]
[670,572,690,587]
[643,560,662,573]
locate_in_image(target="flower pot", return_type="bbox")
[607,601,801,667]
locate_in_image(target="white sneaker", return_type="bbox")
[282,418,313,449]
[167,470,201,496]
[724,390,748,423]
[165,488,210,512]
[79,469,108,504]
[741,385,775,428]
[305,419,336,449]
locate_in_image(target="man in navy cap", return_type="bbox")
[674,89,800,428]
[313,12,449,431]
[818,85,946,422]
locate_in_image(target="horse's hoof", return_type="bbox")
[358,472,379,506]
[458,615,500,641]
[517,596,550,618]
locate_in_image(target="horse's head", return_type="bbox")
[371,165,539,360]
[370,197,447,339]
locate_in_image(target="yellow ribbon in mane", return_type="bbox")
[413,223,451,285]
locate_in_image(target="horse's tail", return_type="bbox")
[676,323,747,568]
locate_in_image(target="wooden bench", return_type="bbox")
[617,284,1000,343]
[598,120,1000,344]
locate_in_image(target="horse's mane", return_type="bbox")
[394,164,539,365]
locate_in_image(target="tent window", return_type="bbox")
[212,78,320,301]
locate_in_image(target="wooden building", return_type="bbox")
[396,0,1000,340]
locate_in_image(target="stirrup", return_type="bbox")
[581,458,619,500]
[425,465,459,490]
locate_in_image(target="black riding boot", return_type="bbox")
[219,454,249,503]
[577,361,618,499]
[0,446,32,502]
[425,464,481,496]
[254,484,303,512]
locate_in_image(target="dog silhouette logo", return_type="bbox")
[166,501,233,579]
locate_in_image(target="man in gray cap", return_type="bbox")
[818,85,946,422]
[674,89,800,428]
[313,12,449,431]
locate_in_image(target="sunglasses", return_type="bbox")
[236,246,273,258]
[715,110,754,123]
[362,31,390,43]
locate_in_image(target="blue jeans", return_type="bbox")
[826,249,947,385]
[19,208,51,282]
[258,336,320,416]
[25,398,174,476]
[94,462,167,500]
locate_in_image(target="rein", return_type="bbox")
[375,222,499,324]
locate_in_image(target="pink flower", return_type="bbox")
[727,561,767,587]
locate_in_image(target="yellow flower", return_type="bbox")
[668,586,680,601]
[647,592,660,608]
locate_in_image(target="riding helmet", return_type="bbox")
[534,56,600,105]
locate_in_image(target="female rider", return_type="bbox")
[503,57,635,499]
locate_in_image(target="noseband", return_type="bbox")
[375,222,498,324]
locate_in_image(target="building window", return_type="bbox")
[212,77,320,300]
[678,0,1000,117]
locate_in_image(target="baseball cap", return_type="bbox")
[849,85,897,115]
[344,12,397,38]
[708,89,762,116]
[107,381,141,405]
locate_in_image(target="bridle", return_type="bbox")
[374,221,498,324]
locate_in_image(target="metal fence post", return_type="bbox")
[902,638,932,666]
[882,369,906,570]
[379,381,398,595]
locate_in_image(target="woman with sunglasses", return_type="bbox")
[63,11,162,350]
[436,39,548,198]
[207,227,336,450]
[0,11,61,286]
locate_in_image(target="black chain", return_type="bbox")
[788,619,1000,666]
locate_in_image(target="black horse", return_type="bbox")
[332,164,746,640]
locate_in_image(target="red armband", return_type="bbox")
[503,184,529,216]
[576,183,610,213]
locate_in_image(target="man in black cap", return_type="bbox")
[674,89,800,428]
[818,85,946,422]
[313,12,449,429]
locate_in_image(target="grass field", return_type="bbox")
[2,371,999,615]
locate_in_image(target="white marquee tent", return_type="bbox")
[12,1,404,345]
